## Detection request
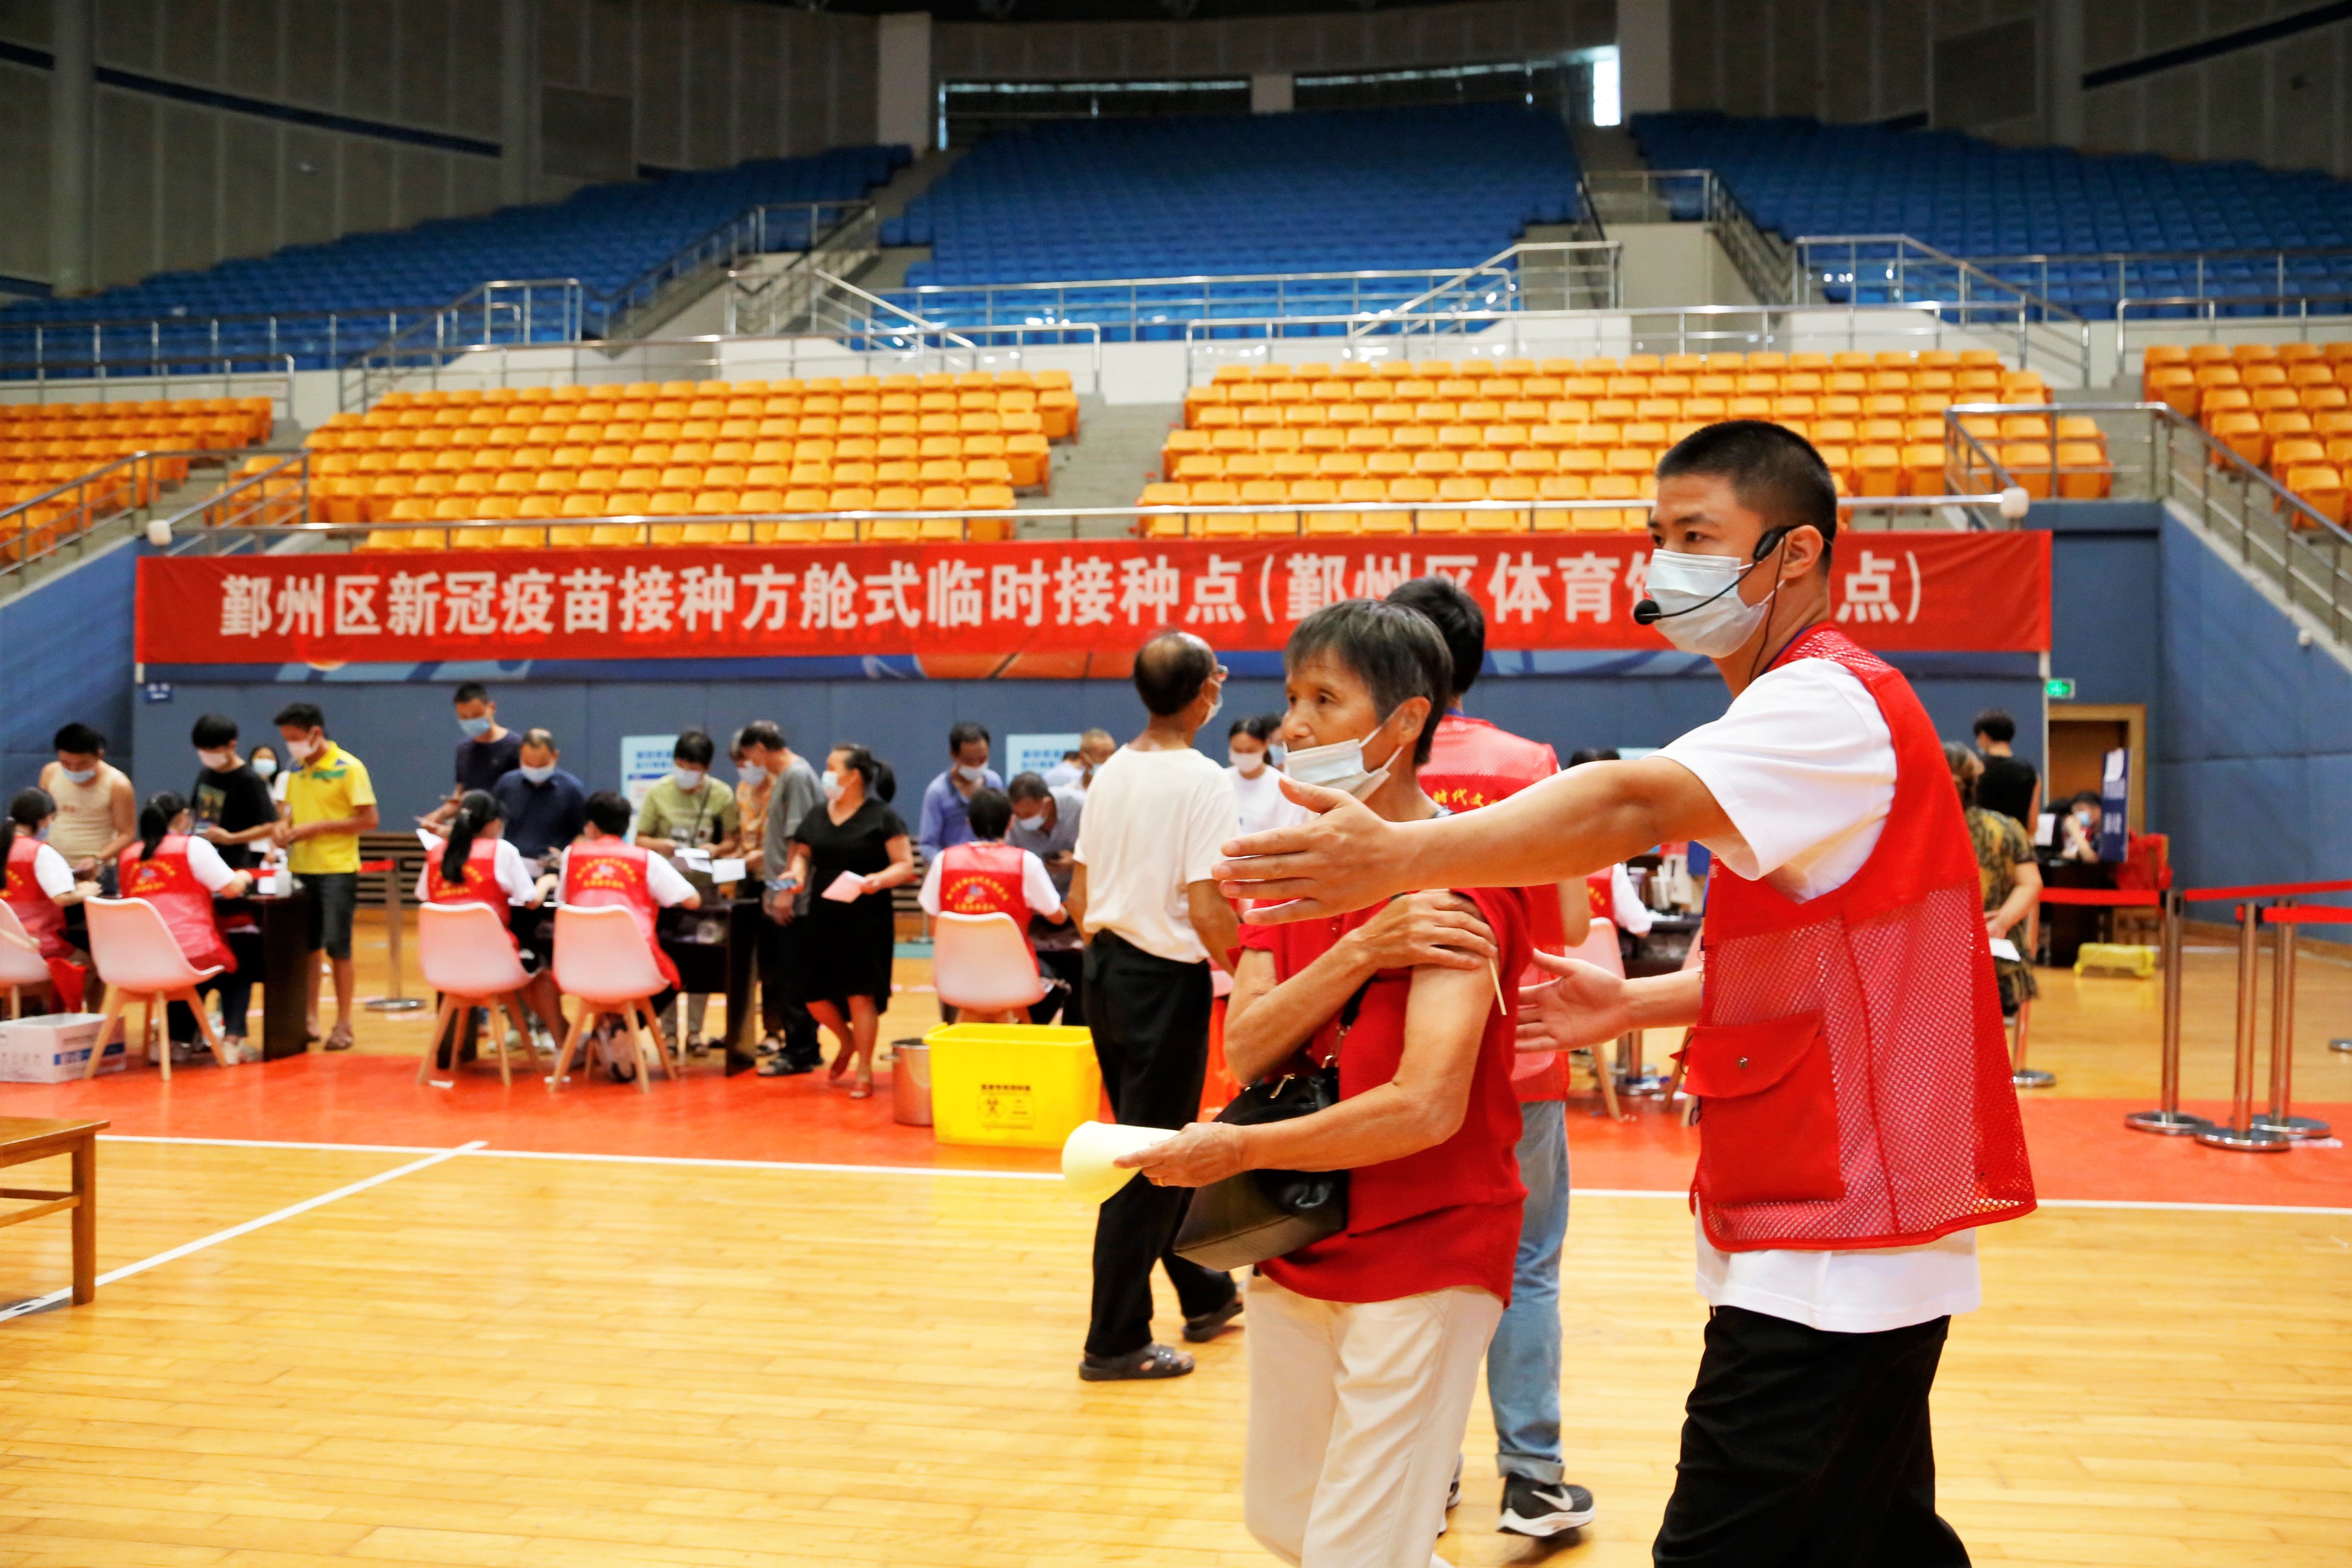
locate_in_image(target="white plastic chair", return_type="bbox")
[416,902,538,1088]
[83,897,235,1081]
[932,911,1050,1021]
[548,904,674,1094]
[0,904,55,1017]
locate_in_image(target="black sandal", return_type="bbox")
[1078,1342,1195,1381]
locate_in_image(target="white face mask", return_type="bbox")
[1283,726,1400,801]
[198,749,235,772]
[251,757,277,779]
[738,763,768,788]
[519,762,555,785]
[57,766,95,785]
[821,770,845,802]
[1229,748,1266,777]
[1641,548,1774,658]
[955,763,988,784]
[672,767,706,792]
[286,736,320,763]
[1266,744,1286,768]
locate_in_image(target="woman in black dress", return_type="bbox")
[783,744,916,1098]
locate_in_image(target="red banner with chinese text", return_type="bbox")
[135,533,2049,668]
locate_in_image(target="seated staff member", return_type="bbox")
[417,791,567,1044]
[1,787,95,1010]
[1004,772,1085,1026]
[1118,599,1530,1566]
[916,788,1067,1024]
[1214,421,2036,1568]
[556,791,701,1081]
[118,792,254,1063]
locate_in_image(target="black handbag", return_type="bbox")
[1170,983,1366,1273]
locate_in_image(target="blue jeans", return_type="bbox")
[1487,1096,1568,1481]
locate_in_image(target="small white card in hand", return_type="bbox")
[1989,937,2021,962]
[676,847,712,871]
[822,870,867,902]
[710,858,747,883]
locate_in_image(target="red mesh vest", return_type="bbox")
[937,842,1029,925]
[5,835,68,957]
[1686,625,2036,1252]
[1421,711,1569,1100]
[561,840,680,988]
[426,837,503,910]
[118,836,235,973]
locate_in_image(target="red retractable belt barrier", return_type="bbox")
[2036,888,2160,906]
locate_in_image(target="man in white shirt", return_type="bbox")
[1213,422,2033,1566]
[1069,631,1244,1382]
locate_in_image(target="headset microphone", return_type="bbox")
[1632,597,1666,625]
[1632,527,1792,627]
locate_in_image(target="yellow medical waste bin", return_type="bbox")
[926,1023,1100,1149]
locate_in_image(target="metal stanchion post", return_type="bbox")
[2128,888,2210,1135]
[2254,901,2330,1141]
[2009,994,2051,1089]
[362,856,425,1014]
[2196,900,2291,1152]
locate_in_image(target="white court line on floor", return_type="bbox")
[89,1135,2352,1214]
[0,1139,487,1323]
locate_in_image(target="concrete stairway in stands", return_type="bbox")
[1017,397,1180,539]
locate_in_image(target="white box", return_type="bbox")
[0,1013,126,1082]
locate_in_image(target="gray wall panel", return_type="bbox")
[0,63,50,280]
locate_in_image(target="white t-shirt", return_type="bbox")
[1658,652,1980,1334]
[1225,763,1296,838]
[555,843,697,907]
[1074,745,1237,964]
[27,842,74,899]
[415,834,537,906]
[177,834,239,893]
[917,843,1065,919]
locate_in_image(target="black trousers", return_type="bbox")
[1029,946,1086,1026]
[759,914,821,1057]
[1655,1307,1968,1568]
[1081,931,1234,1358]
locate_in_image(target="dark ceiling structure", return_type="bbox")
[753,0,1492,21]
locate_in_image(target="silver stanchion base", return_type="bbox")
[2195,1123,2294,1152]
[2125,1109,2213,1136]
[2251,1114,2331,1140]
[2012,1068,2055,1089]
[2331,1038,2352,1054]
[362,997,426,1012]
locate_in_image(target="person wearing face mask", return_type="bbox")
[916,721,1004,865]
[272,702,379,1053]
[1116,600,1532,1565]
[1223,714,1293,838]
[40,723,136,888]
[557,790,702,1082]
[423,683,525,831]
[741,721,826,1075]
[1004,772,1087,1026]
[121,790,256,1066]
[246,744,287,806]
[184,715,276,1054]
[1214,420,2034,1568]
[1066,631,1244,1382]
[782,744,916,1098]
[1,787,95,1013]
[490,729,587,870]
[634,729,741,1056]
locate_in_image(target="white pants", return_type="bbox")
[1243,1274,1504,1568]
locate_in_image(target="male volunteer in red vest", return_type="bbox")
[1386,574,1597,1542]
[1216,421,2035,1566]
[916,786,1068,1023]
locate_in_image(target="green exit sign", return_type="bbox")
[2046,677,2076,699]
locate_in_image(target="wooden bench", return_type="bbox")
[0,1116,107,1306]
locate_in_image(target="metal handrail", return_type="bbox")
[2113,291,2352,381]
[0,352,295,413]
[1348,242,1620,334]
[1792,234,2091,384]
[1968,244,2352,316]
[722,204,882,339]
[601,199,868,340]
[337,279,585,410]
[0,443,288,584]
[1582,169,1793,305]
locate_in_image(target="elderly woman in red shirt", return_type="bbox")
[1119,599,1531,1568]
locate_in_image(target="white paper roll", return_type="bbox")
[1061,1120,1178,1204]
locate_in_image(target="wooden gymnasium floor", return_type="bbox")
[0,913,2345,1566]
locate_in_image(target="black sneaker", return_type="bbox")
[1182,1296,1243,1342]
[1078,1342,1194,1381]
[1498,1476,1595,1537]
[756,1054,814,1076]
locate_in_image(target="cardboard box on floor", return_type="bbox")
[0,1013,126,1081]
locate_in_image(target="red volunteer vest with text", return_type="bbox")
[937,842,1029,927]
[560,839,680,987]
[426,837,504,910]
[1421,711,1570,1102]
[118,836,235,973]
[5,835,69,958]
[1687,625,2036,1252]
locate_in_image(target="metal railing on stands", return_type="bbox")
[606,199,869,342]
[2056,877,2349,1152]
[0,444,294,588]
[1793,236,2092,384]
[0,352,296,410]
[330,326,1104,402]
[337,281,587,411]
[1345,242,1621,338]
[158,489,2016,555]
[720,204,881,339]
[2113,289,2352,382]
[0,302,491,384]
[1582,169,1792,306]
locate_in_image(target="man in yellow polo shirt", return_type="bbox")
[271,702,379,1051]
